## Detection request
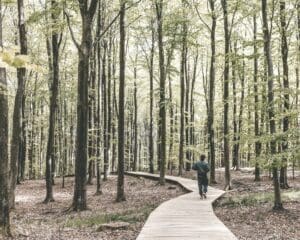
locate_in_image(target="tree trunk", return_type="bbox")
[148,19,155,174]
[156,0,167,185]
[279,0,289,189]
[44,0,60,203]
[261,0,283,210]
[0,8,11,232]
[73,0,98,211]
[231,42,238,170]
[253,13,261,181]
[208,0,217,183]
[102,41,109,181]
[10,0,28,209]
[221,0,231,190]
[116,0,126,202]
[133,65,138,171]
[178,18,187,176]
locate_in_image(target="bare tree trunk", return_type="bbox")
[0,5,11,232]
[253,13,261,181]
[116,0,126,202]
[279,0,289,189]
[221,0,231,190]
[178,17,187,176]
[148,19,155,174]
[133,62,138,171]
[10,0,28,208]
[208,0,217,183]
[261,0,283,210]
[231,42,238,170]
[156,0,167,185]
[72,0,98,211]
[45,0,60,202]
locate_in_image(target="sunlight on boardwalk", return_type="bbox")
[127,172,238,240]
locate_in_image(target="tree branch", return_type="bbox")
[63,10,81,52]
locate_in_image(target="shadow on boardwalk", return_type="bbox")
[126,172,238,240]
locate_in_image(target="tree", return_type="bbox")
[261,0,283,210]
[156,0,167,185]
[44,0,61,203]
[70,0,98,211]
[279,0,290,189]
[221,0,231,190]
[148,18,155,174]
[253,12,261,182]
[116,0,126,202]
[10,0,28,208]
[0,1,11,234]
[178,5,187,176]
[208,0,217,183]
[0,68,10,237]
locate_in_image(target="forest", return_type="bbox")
[0,0,299,239]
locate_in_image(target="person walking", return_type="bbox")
[192,154,210,199]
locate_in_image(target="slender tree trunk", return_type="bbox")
[261,0,283,210]
[10,0,28,208]
[279,0,289,189]
[208,0,217,183]
[221,0,231,190]
[102,41,109,181]
[236,54,245,170]
[45,0,60,202]
[156,0,167,185]
[190,53,198,166]
[116,0,126,202]
[231,42,238,170]
[28,79,37,180]
[18,92,27,183]
[178,19,187,176]
[87,46,96,185]
[133,65,138,171]
[148,19,155,174]
[253,13,261,181]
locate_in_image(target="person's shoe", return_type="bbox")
[203,193,207,199]
[200,194,203,199]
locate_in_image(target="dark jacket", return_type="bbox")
[192,161,210,183]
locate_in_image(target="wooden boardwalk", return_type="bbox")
[126,172,237,240]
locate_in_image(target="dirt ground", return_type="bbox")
[212,169,300,240]
[5,175,184,240]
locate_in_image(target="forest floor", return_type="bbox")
[181,168,300,240]
[7,175,184,240]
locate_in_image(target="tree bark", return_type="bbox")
[10,0,28,208]
[45,0,60,203]
[156,0,167,185]
[261,0,283,210]
[133,64,138,171]
[221,0,231,190]
[178,17,187,176]
[279,0,289,189]
[0,6,11,232]
[73,0,98,211]
[253,13,261,181]
[116,0,126,202]
[208,0,217,183]
[148,19,155,174]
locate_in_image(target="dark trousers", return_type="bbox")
[198,178,208,195]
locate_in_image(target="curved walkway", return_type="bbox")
[126,172,237,240]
